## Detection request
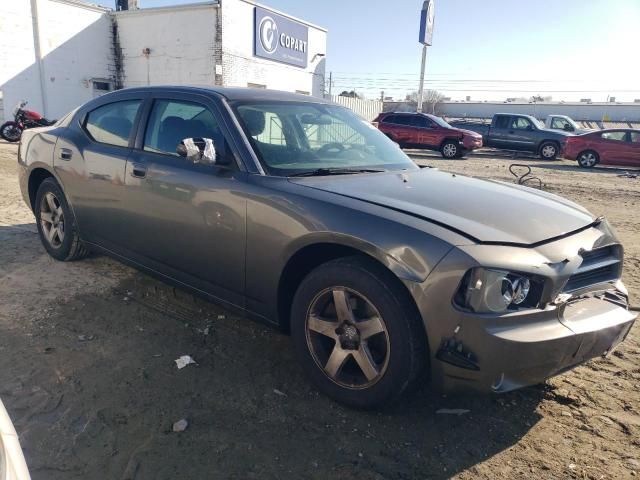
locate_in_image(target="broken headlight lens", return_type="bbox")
[460,268,534,313]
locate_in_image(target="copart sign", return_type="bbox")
[255,7,309,68]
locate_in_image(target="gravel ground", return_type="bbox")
[0,140,639,479]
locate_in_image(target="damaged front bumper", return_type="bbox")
[434,288,635,393]
[409,220,637,393]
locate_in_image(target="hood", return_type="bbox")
[290,168,595,246]
[539,127,574,137]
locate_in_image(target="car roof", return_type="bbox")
[105,85,332,104]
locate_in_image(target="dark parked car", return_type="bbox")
[18,87,636,408]
[451,113,573,160]
[564,129,640,168]
[373,112,483,158]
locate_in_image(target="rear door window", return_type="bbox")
[630,132,640,143]
[84,100,141,147]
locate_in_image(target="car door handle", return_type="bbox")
[59,148,72,160]
[130,164,147,178]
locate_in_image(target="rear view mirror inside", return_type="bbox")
[300,113,333,125]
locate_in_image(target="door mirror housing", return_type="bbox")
[177,137,232,166]
[563,124,575,132]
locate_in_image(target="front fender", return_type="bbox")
[282,231,441,284]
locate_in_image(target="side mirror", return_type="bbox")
[177,137,231,166]
[526,124,533,131]
[563,124,574,132]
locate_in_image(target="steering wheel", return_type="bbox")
[317,143,345,156]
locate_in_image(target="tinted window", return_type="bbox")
[630,132,640,143]
[601,131,627,142]
[393,115,413,126]
[144,100,220,155]
[84,100,141,147]
[494,116,510,129]
[511,117,533,130]
[411,116,432,128]
[381,115,397,125]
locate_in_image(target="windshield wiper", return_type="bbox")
[289,168,385,178]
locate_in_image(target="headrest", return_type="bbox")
[241,109,266,137]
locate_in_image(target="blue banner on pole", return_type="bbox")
[419,0,435,46]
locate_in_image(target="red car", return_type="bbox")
[373,112,483,159]
[564,129,640,168]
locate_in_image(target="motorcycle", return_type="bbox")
[0,101,57,142]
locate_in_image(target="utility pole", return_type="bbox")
[417,0,435,113]
[328,72,332,97]
[417,45,428,113]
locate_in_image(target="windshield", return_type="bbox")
[428,115,452,128]
[234,102,417,176]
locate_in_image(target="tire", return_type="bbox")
[441,140,459,159]
[34,177,89,261]
[0,122,22,142]
[539,141,559,160]
[290,256,427,409]
[577,150,599,168]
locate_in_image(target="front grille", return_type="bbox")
[564,245,622,292]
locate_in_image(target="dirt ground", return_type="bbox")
[1,140,639,480]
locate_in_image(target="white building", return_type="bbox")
[0,0,327,122]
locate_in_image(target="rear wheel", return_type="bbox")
[577,150,599,168]
[35,178,89,261]
[441,140,459,159]
[0,122,22,142]
[290,256,427,408]
[539,141,559,160]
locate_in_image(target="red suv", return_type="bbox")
[374,112,483,158]
[564,129,640,168]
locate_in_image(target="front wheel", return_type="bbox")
[0,122,22,142]
[290,256,427,408]
[539,141,559,160]
[441,140,459,159]
[577,150,599,168]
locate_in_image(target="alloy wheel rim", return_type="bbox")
[542,145,556,158]
[40,192,65,248]
[305,287,390,389]
[580,153,596,166]
[444,144,457,157]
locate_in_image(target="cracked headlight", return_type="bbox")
[458,268,536,313]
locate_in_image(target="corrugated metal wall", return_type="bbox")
[328,95,383,121]
[439,102,640,122]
